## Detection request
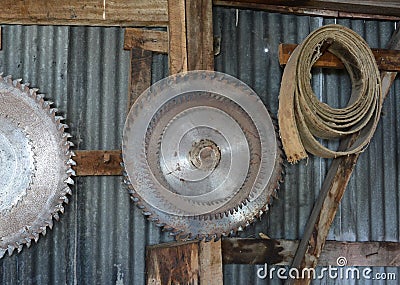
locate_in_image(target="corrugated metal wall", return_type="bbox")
[0,7,399,285]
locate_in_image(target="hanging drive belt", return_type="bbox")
[278,24,383,163]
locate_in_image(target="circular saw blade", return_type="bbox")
[122,71,283,240]
[0,75,75,258]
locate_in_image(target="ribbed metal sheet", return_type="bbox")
[0,8,399,285]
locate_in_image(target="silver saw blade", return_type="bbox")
[0,75,75,258]
[122,71,283,240]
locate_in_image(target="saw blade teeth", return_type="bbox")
[33,232,40,243]
[49,108,58,115]
[40,227,47,236]
[64,186,72,196]
[55,204,65,214]
[64,177,75,185]
[149,217,159,222]
[0,248,6,258]
[25,238,32,248]
[169,230,183,237]
[46,219,54,230]
[60,195,69,204]
[67,158,77,166]
[7,245,15,256]
[53,212,60,221]
[17,243,23,253]
[66,168,76,176]
[64,140,74,147]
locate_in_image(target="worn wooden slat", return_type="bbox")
[199,240,223,284]
[0,0,168,27]
[168,0,188,74]
[186,0,214,70]
[124,28,168,53]
[279,43,400,72]
[127,48,153,110]
[146,241,200,285]
[73,150,122,176]
[222,239,400,267]
[214,0,400,21]
[287,25,400,285]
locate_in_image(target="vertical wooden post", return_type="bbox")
[185,0,214,70]
[168,0,188,74]
[199,239,223,284]
[167,0,214,74]
[127,48,153,110]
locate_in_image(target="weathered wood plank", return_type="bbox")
[222,239,400,267]
[287,24,400,285]
[214,0,400,21]
[124,28,168,53]
[0,0,168,27]
[279,43,400,72]
[168,0,188,74]
[127,48,153,110]
[73,150,122,176]
[186,0,214,70]
[199,240,223,284]
[146,241,200,285]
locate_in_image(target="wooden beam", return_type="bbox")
[146,241,200,284]
[0,0,168,27]
[168,0,188,74]
[73,150,122,176]
[186,0,214,70]
[146,240,223,284]
[199,240,223,284]
[287,25,400,285]
[279,43,400,72]
[222,239,400,267]
[127,48,153,110]
[214,0,400,21]
[124,29,168,53]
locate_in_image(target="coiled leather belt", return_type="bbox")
[278,24,383,163]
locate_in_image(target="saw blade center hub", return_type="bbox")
[189,139,221,171]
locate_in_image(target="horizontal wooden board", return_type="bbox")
[0,0,168,26]
[214,0,400,21]
[222,238,400,266]
[124,28,168,53]
[74,150,122,176]
[279,43,400,72]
